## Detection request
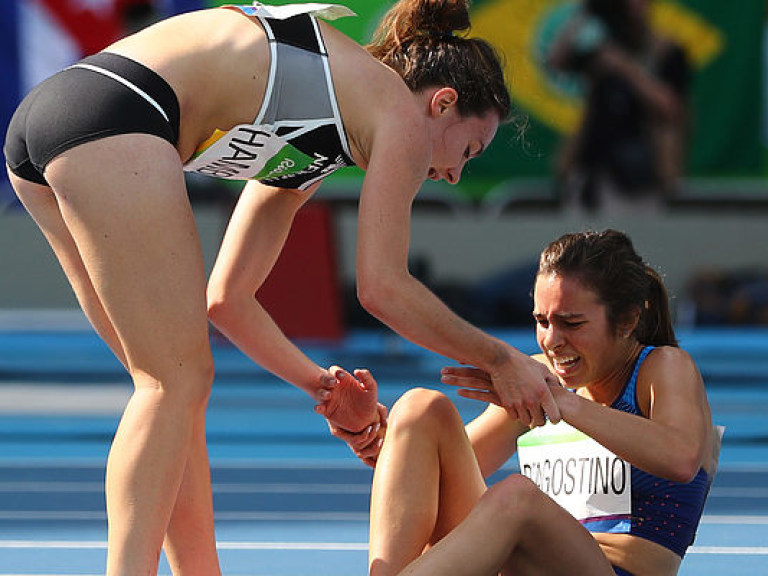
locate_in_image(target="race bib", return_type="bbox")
[517,421,632,531]
[184,124,333,183]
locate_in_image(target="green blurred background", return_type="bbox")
[204,0,767,201]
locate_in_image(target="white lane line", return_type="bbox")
[0,540,366,551]
[700,515,768,524]
[0,540,765,555]
[0,511,369,521]
[688,546,768,555]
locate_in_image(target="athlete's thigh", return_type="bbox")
[436,439,487,540]
[10,168,84,275]
[499,487,613,576]
[424,392,488,541]
[44,134,210,374]
[8,169,126,360]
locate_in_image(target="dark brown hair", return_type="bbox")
[367,0,512,121]
[537,229,678,346]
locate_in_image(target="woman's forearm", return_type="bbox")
[359,271,510,371]
[208,294,327,397]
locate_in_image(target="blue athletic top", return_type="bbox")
[584,346,711,558]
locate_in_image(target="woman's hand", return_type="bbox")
[488,350,561,426]
[442,352,562,427]
[327,402,388,468]
[441,366,501,405]
[314,367,379,433]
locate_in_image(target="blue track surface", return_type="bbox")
[1,327,767,575]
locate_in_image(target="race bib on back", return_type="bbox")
[517,421,632,532]
[184,125,333,184]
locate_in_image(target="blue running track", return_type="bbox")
[1,324,766,575]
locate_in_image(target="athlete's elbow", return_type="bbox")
[668,465,699,484]
[356,271,399,320]
[667,448,703,483]
[356,279,387,319]
[206,295,227,329]
[206,284,238,331]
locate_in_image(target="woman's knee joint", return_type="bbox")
[389,388,458,434]
[130,352,214,405]
[484,474,541,520]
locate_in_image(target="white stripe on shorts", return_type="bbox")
[68,63,170,123]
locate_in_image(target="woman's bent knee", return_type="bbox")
[389,388,460,434]
[482,475,544,522]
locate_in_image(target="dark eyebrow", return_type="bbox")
[533,312,586,320]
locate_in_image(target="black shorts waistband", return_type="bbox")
[79,52,181,143]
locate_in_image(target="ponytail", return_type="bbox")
[368,0,470,52]
[367,0,511,121]
[639,266,678,347]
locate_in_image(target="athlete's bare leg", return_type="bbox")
[398,475,615,576]
[10,133,221,575]
[369,388,487,576]
[369,388,614,576]
[162,415,219,574]
[9,171,127,365]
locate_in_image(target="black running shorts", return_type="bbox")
[4,52,180,185]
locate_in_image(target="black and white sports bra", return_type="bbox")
[183,2,356,190]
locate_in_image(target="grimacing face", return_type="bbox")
[533,273,632,390]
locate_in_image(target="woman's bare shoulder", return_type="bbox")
[644,345,696,372]
[639,346,703,398]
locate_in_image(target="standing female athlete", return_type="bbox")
[4,0,558,573]
[337,230,717,576]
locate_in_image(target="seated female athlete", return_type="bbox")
[333,229,717,576]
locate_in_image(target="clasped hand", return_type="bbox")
[441,353,561,427]
[314,366,387,467]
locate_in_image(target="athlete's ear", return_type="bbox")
[429,87,459,117]
[617,306,641,339]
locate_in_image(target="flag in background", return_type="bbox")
[0,0,378,208]
[2,0,765,208]
[0,0,204,207]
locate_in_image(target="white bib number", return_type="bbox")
[517,421,631,525]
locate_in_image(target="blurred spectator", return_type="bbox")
[730,277,768,324]
[686,269,768,325]
[548,0,690,211]
[467,259,539,327]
